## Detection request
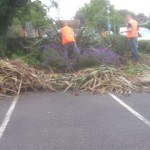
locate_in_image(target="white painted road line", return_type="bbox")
[0,96,19,139]
[109,93,150,128]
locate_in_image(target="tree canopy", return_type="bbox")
[75,0,116,32]
[75,0,148,32]
[0,0,58,57]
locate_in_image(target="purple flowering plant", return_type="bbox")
[75,47,120,69]
[41,43,67,70]
[40,42,120,71]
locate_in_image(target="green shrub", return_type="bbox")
[42,49,67,70]
[11,48,42,66]
[138,40,150,52]
[76,27,101,48]
[76,55,99,69]
[100,34,131,56]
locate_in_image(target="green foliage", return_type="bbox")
[100,34,130,56]
[42,49,67,70]
[75,0,148,33]
[123,64,142,75]
[7,37,35,56]
[32,20,62,48]
[75,0,129,32]
[22,55,41,66]
[139,24,150,30]
[6,37,42,66]
[76,0,116,31]
[138,40,150,52]
[0,0,31,57]
[12,48,42,66]
[76,27,101,48]
[75,55,100,69]
[122,63,150,75]
[0,0,58,57]
[11,0,58,27]
[23,1,49,28]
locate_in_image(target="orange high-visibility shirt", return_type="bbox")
[127,19,138,38]
[60,26,75,45]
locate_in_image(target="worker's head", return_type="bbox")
[62,21,68,27]
[126,15,132,22]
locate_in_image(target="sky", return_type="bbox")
[41,0,150,19]
[41,0,90,19]
[111,0,150,16]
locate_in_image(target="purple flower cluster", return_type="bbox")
[40,43,120,70]
[80,48,120,65]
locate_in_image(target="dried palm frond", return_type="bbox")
[0,59,150,98]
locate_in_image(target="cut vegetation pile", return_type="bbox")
[64,66,138,95]
[0,59,60,97]
[0,59,150,97]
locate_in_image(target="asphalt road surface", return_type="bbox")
[0,91,150,150]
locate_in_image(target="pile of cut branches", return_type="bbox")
[64,66,139,95]
[0,59,60,97]
[1,59,149,97]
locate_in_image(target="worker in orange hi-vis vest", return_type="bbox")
[58,21,80,61]
[126,15,139,62]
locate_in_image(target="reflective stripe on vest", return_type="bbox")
[127,19,138,38]
[60,26,75,45]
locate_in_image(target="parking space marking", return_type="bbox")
[0,95,19,139]
[109,93,150,128]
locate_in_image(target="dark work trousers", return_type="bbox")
[63,42,80,60]
[129,37,138,62]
